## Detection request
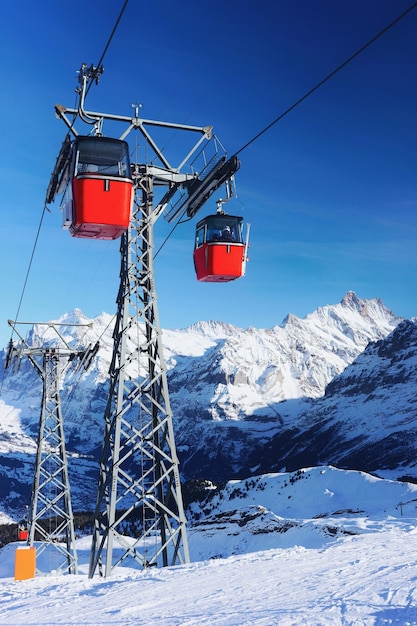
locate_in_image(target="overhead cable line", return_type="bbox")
[6,0,130,346]
[154,209,191,260]
[151,3,417,262]
[8,205,49,342]
[234,2,417,157]
[0,204,49,395]
[85,0,129,96]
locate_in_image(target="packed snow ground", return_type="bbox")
[2,467,417,625]
[1,528,417,625]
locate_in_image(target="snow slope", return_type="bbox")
[1,467,417,625]
[1,532,417,625]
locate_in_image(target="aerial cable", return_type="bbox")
[234,2,417,157]
[85,0,129,97]
[5,1,130,346]
[153,3,417,260]
[8,204,50,341]
[0,203,50,395]
[67,0,129,131]
[154,209,190,260]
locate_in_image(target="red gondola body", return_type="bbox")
[193,214,247,282]
[18,526,28,541]
[71,176,132,239]
[62,136,134,240]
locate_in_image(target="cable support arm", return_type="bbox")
[55,101,213,177]
[6,320,95,373]
[56,104,212,137]
[54,105,80,137]
[6,321,44,378]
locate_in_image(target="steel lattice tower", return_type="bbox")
[88,171,190,576]
[5,321,95,575]
[46,63,239,578]
[29,348,78,575]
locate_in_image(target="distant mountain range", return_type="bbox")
[0,291,416,522]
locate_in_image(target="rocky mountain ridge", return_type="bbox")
[0,291,414,521]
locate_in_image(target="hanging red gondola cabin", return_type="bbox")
[18,525,28,541]
[62,136,133,240]
[194,214,246,282]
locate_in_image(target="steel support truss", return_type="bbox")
[29,348,78,574]
[6,320,95,575]
[89,170,189,577]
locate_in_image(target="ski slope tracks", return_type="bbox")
[1,466,417,625]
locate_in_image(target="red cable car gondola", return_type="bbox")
[193,213,249,282]
[18,525,29,541]
[61,136,134,240]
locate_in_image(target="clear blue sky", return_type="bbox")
[1,0,416,348]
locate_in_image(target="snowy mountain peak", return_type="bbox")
[302,292,400,345]
[280,292,399,337]
[340,290,364,310]
[339,291,396,323]
[49,308,88,327]
[184,320,241,338]
[280,312,302,328]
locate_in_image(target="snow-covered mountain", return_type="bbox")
[187,465,417,560]
[0,291,413,520]
[243,318,417,480]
